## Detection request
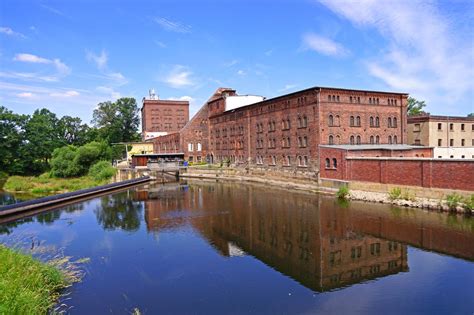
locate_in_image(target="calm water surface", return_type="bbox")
[1,181,473,314]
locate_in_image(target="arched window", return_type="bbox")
[376,135,380,144]
[304,156,308,166]
[325,158,330,168]
[370,136,374,144]
[329,135,334,145]
[356,135,361,144]
[394,135,398,144]
[350,135,355,145]
[333,158,337,168]
[388,136,392,144]
[375,117,380,127]
[350,116,355,126]
[329,115,334,126]
[332,95,336,102]
[336,135,340,144]
[356,116,361,126]
[328,95,331,102]
[388,117,392,128]
[335,115,340,126]
[370,117,374,127]
[298,116,302,127]
[287,119,291,129]
[303,116,308,127]
[393,117,397,127]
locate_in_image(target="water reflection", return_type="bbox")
[94,192,144,231]
[138,181,473,292]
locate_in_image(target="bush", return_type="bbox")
[446,193,463,211]
[74,141,112,175]
[388,187,402,200]
[336,185,350,200]
[88,161,116,181]
[401,190,416,201]
[462,194,474,211]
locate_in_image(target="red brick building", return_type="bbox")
[141,89,189,141]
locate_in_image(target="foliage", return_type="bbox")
[336,185,350,200]
[0,245,66,314]
[92,98,140,144]
[58,115,90,146]
[88,161,117,181]
[407,97,427,116]
[401,190,416,201]
[388,187,402,200]
[462,194,474,211]
[4,175,108,196]
[446,193,463,211]
[0,106,28,175]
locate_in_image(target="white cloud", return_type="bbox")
[265,49,273,56]
[14,53,50,64]
[169,95,194,102]
[154,17,191,33]
[224,60,239,67]
[40,4,67,17]
[0,26,26,38]
[12,53,71,78]
[163,65,194,88]
[237,70,246,76]
[16,92,35,98]
[278,84,298,93]
[86,50,108,70]
[96,86,121,99]
[49,90,80,97]
[301,33,349,57]
[154,40,167,48]
[0,71,59,82]
[319,0,474,112]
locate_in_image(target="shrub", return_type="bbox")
[88,161,116,181]
[74,141,112,175]
[446,193,463,211]
[336,185,350,200]
[401,190,416,201]
[49,146,81,178]
[388,187,402,200]
[462,194,474,211]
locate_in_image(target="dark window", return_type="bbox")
[329,115,334,127]
[438,139,442,146]
[333,158,337,168]
[462,139,465,146]
[329,135,334,145]
[388,135,392,144]
[350,116,355,126]
[388,117,392,128]
[375,117,380,127]
[370,117,374,127]
[461,124,465,131]
[350,135,355,145]
[325,158,330,168]
[450,139,454,146]
[450,123,454,131]
[356,135,361,144]
[356,116,361,126]
[438,123,442,130]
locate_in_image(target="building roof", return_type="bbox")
[319,144,431,151]
[407,114,474,123]
[131,153,185,157]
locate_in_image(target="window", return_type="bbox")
[188,143,194,152]
[415,139,421,145]
[197,143,202,151]
[350,135,355,145]
[370,117,374,127]
[356,135,361,144]
[333,158,337,168]
[350,116,355,126]
[329,135,334,145]
[328,95,331,102]
[375,117,380,127]
[462,139,465,146]
[370,136,374,144]
[337,95,340,102]
[414,123,420,132]
[388,135,392,144]
[438,139,442,146]
[350,96,353,103]
[393,117,397,127]
[329,115,334,126]
[271,156,276,165]
[438,123,442,130]
[393,136,397,144]
[376,135,380,144]
[370,243,381,256]
[388,117,392,128]
[356,116,361,126]
[325,158,330,168]
[450,139,454,146]
[450,123,454,131]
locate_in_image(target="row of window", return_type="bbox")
[255,136,309,149]
[187,143,202,152]
[437,139,473,146]
[437,123,474,131]
[327,95,399,105]
[327,135,398,145]
[255,155,310,167]
[328,115,397,128]
[325,158,337,169]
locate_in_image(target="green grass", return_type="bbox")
[4,174,110,196]
[0,245,66,314]
[336,185,350,200]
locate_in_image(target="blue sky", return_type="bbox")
[1,0,473,122]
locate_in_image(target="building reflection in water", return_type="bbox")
[134,181,474,291]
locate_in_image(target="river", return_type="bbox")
[1,180,473,314]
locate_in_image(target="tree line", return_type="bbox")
[0,97,140,176]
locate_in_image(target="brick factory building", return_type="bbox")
[141,89,190,141]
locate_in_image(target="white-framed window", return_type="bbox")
[188,143,194,152]
[197,143,202,151]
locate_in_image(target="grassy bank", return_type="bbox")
[3,175,110,196]
[0,245,66,314]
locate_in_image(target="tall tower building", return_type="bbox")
[141,89,190,140]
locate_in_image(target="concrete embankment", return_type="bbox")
[182,168,473,214]
[0,177,151,220]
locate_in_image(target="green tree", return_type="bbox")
[58,116,90,146]
[468,113,474,117]
[92,98,140,144]
[0,106,28,174]
[73,141,112,175]
[407,97,427,116]
[50,145,81,177]
[22,108,63,174]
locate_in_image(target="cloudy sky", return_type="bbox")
[1,0,473,122]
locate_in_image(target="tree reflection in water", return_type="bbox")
[94,191,143,231]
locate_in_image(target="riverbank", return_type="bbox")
[3,175,110,196]
[0,245,67,314]
[182,167,473,214]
